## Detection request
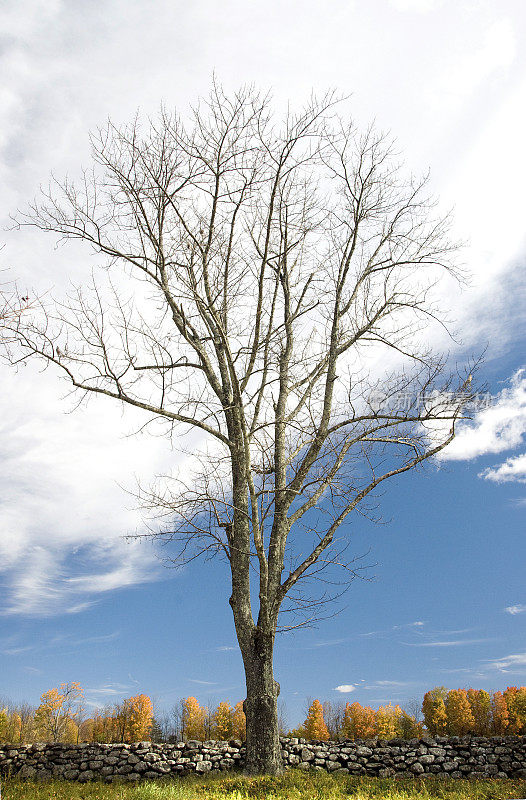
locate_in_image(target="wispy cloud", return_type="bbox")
[188,679,217,686]
[372,680,413,687]
[505,604,526,615]
[86,682,136,696]
[334,684,356,693]
[405,638,495,647]
[2,645,34,655]
[483,652,526,672]
[392,621,425,630]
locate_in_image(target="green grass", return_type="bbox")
[1,772,526,800]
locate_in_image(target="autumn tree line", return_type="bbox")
[1,684,525,745]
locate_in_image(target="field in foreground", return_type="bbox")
[2,772,526,800]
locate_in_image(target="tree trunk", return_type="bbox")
[242,629,282,775]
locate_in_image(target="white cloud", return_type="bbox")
[440,370,526,461]
[484,652,526,671]
[481,453,526,484]
[0,0,525,622]
[334,684,356,693]
[406,638,494,647]
[505,604,526,615]
[188,679,217,686]
[389,0,439,11]
[0,366,181,616]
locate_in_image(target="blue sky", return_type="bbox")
[1,0,526,728]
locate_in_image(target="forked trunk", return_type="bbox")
[242,631,282,775]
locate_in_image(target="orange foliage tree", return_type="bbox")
[445,689,475,736]
[303,699,329,741]
[342,702,377,740]
[491,691,509,735]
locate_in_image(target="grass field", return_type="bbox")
[1,772,526,800]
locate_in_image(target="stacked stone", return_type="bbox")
[0,736,525,782]
[282,736,526,779]
[0,739,244,782]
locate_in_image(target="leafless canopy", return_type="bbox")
[5,85,475,637]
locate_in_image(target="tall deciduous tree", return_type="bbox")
[33,682,84,743]
[491,691,509,735]
[467,689,491,736]
[4,85,476,773]
[212,701,234,740]
[422,688,448,736]
[376,702,402,739]
[303,699,330,741]
[342,702,377,740]
[503,687,526,735]
[445,689,475,736]
[231,701,246,741]
[181,697,207,741]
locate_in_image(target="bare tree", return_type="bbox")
[3,83,477,773]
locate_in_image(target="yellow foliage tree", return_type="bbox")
[128,694,153,742]
[231,701,246,741]
[376,703,402,739]
[212,701,233,740]
[422,688,448,735]
[503,686,526,735]
[0,708,8,742]
[467,689,491,736]
[34,682,84,743]
[114,694,153,742]
[182,696,207,741]
[10,711,22,743]
[396,710,423,739]
[303,699,329,741]
[445,689,474,736]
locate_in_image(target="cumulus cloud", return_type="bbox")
[505,604,526,615]
[481,453,526,484]
[440,370,526,462]
[0,366,180,616]
[334,685,356,693]
[0,0,525,625]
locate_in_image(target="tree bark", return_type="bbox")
[241,628,282,775]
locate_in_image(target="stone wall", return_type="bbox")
[1,735,526,782]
